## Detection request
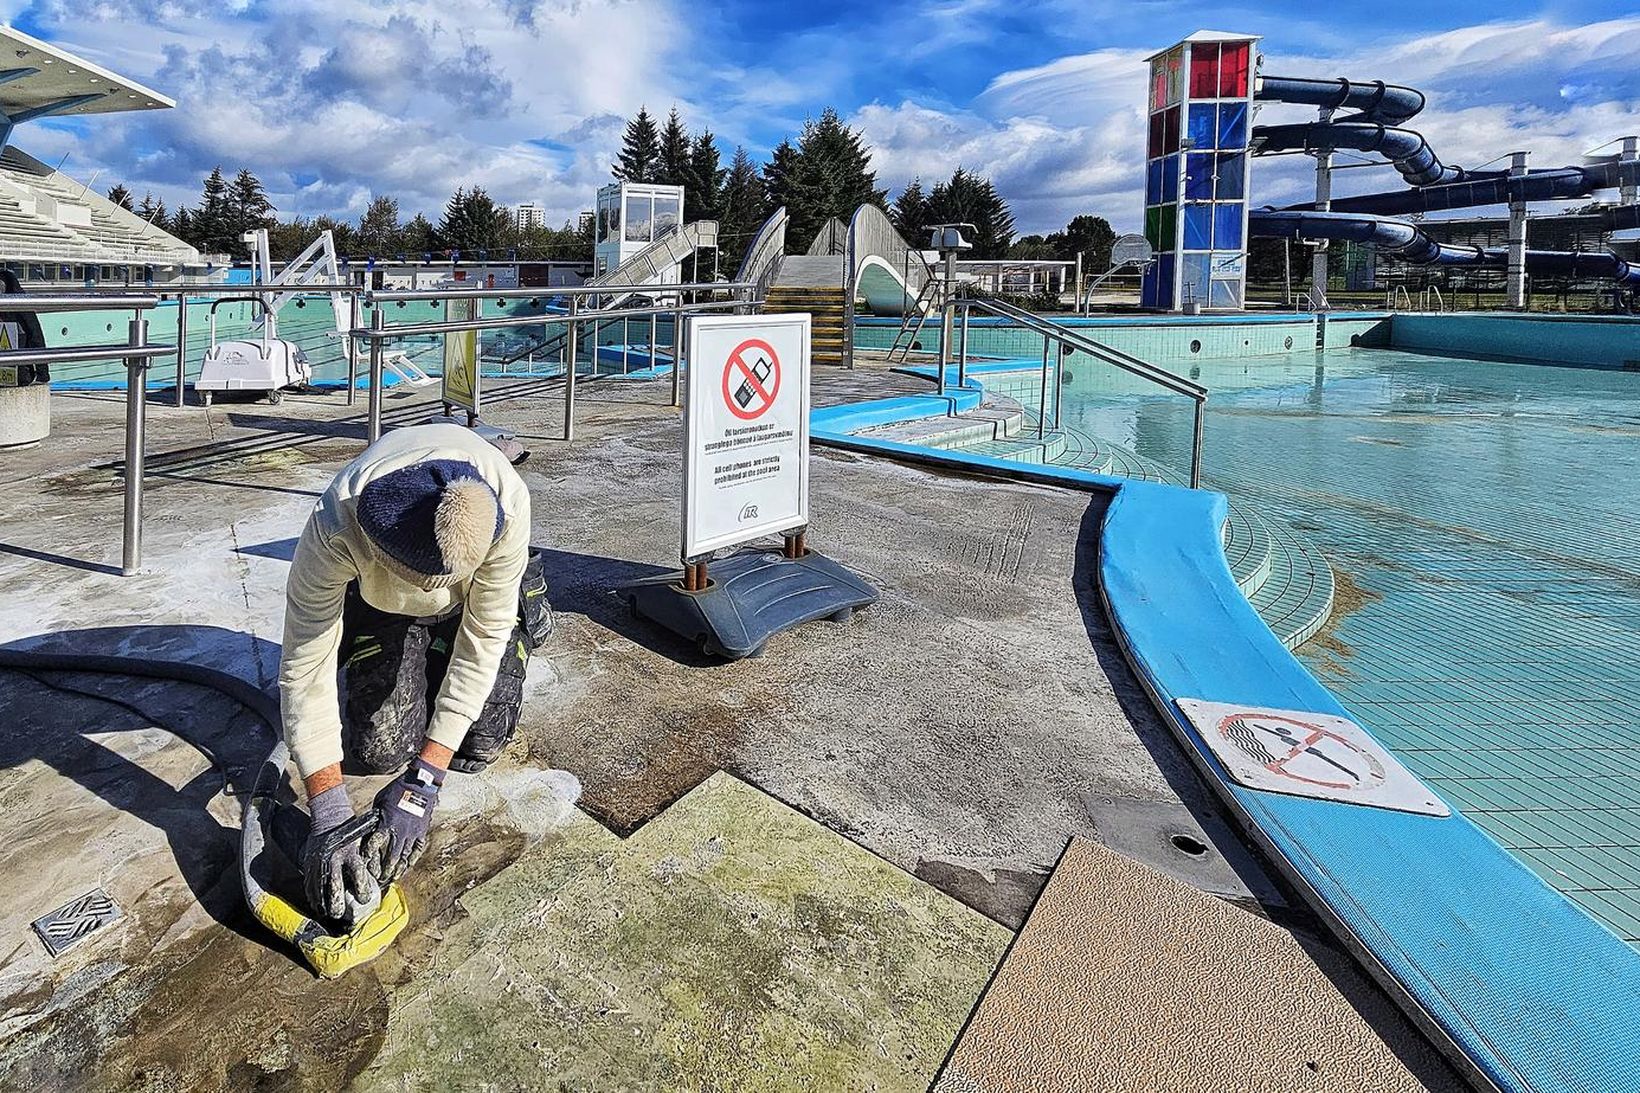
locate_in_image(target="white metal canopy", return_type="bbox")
[0,24,173,120]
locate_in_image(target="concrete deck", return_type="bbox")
[0,370,1456,1088]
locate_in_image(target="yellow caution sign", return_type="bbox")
[442,298,480,414]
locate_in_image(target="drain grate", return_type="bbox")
[32,888,123,958]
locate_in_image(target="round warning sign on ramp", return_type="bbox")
[1175,699,1449,817]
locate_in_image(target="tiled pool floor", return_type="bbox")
[1055,348,1640,944]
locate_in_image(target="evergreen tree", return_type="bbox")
[656,108,691,189]
[313,214,357,256]
[613,107,660,182]
[356,194,402,256]
[106,184,135,211]
[170,206,194,246]
[890,178,929,244]
[719,145,768,266]
[401,213,437,257]
[1061,214,1115,270]
[136,191,167,231]
[193,167,232,254]
[684,129,724,224]
[762,139,798,214]
[784,109,886,252]
[926,167,1015,259]
[437,186,508,253]
[228,168,275,255]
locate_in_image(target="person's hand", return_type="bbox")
[302,785,380,922]
[366,758,444,884]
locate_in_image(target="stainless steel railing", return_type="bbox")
[956,291,1210,488]
[0,291,173,574]
[354,281,759,443]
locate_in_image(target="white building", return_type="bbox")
[515,201,546,231]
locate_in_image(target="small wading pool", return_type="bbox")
[992,342,1640,944]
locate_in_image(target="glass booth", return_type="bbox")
[594,181,685,279]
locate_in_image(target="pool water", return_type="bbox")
[1056,347,1640,944]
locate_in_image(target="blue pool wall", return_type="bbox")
[1390,312,1640,369]
[811,369,1640,1093]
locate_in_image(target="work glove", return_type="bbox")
[302,785,381,923]
[366,757,444,884]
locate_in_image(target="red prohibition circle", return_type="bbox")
[721,338,781,421]
[1216,712,1385,790]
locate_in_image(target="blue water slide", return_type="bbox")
[1255,75,1426,125]
[1253,121,1477,188]
[1304,161,1640,215]
[1249,209,1640,286]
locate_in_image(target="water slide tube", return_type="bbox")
[1292,161,1640,216]
[1248,209,1640,286]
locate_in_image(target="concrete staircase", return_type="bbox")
[766,284,847,365]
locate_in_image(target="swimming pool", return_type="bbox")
[964,343,1640,943]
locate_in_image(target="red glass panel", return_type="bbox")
[1219,41,1250,98]
[1189,44,1219,99]
[1162,107,1180,155]
[1151,63,1168,111]
[1148,111,1164,158]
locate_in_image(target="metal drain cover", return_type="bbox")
[32,888,123,957]
[1177,699,1450,817]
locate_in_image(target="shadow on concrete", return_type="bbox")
[536,546,716,668]
[235,536,301,562]
[0,625,280,942]
[225,412,365,440]
[152,470,324,500]
[0,540,123,576]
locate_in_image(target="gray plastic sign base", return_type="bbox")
[1176,699,1450,817]
[622,550,877,660]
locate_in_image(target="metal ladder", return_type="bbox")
[886,277,940,362]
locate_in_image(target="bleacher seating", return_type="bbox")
[0,146,199,266]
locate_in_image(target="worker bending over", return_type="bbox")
[278,423,547,919]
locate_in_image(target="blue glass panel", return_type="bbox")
[1141,264,1160,308]
[1213,202,1244,249]
[1161,154,1179,203]
[1187,103,1217,151]
[1209,277,1242,308]
[1146,159,1163,205]
[1185,154,1215,201]
[1183,204,1213,250]
[1180,254,1211,306]
[1218,102,1247,149]
[1214,153,1245,200]
[1155,253,1175,309]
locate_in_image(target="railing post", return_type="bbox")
[622,315,630,376]
[173,293,187,407]
[1054,344,1064,432]
[367,306,384,444]
[563,296,579,441]
[649,311,658,372]
[671,293,684,409]
[346,293,360,406]
[1038,336,1051,440]
[957,302,970,390]
[122,317,149,576]
[1190,398,1205,490]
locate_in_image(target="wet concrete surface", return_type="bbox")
[0,368,1439,1088]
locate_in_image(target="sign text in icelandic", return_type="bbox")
[683,314,811,558]
[442,297,479,413]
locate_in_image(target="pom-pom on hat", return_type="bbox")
[357,459,502,587]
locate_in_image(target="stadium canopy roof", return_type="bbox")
[0,24,172,125]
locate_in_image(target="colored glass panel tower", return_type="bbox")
[1141,32,1259,311]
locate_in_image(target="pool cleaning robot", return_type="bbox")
[195,227,347,405]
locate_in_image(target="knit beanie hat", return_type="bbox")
[357,459,503,588]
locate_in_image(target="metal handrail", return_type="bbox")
[0,291,160,312]
[807,217,848,257]
[367,280,750,304]
[735,206,789,300]
[957,292,1208,488]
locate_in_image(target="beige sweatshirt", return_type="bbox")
[279,424,531,778]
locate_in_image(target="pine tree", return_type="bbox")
[784,109,886,252]
[684,130,724,224]
[136,191,167,231]
[720,145,768,266]
[890,178,929,245]
[762,139,798,214]
[437,187,508,253]
[228,169,275,255]
[926,167,1015,259]
[401,213,436,257]
[106,184,135,211]
[656,108,691,189]
[356,194,402,256]
[194,167,231,254]
[613,107,660,182]
[171,206,195,247]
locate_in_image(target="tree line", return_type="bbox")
[102,107,1118,273]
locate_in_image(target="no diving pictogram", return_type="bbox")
[1217,712,1386,791]
[722,338,781,421]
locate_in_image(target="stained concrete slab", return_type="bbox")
[936,837,1464,1093]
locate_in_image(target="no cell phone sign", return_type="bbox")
[723,338,781,420]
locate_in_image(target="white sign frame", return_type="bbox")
[683,313,811,559]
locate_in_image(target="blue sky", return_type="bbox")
[3,1,1636,233]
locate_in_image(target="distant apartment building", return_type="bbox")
[515,201,546,231]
